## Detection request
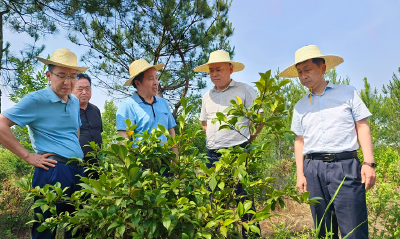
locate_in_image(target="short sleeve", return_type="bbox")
[244,85,258,108]
[351,88,372,122]
[199,94,207,121]
[291,107,303,136]
[116,102,136,131]
[2,94,37,128]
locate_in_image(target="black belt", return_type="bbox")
[48,155,79,165]
[304,151,357,162]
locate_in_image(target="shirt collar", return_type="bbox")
[308,81,334,96]
[326,81,334,89]
[132,92,157,105]
[80,103,91,111]
[45,86,71,103]
[212,79,236,92]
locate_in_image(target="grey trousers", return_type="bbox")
[304,158,368,239]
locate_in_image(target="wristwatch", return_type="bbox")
[363,162,377,168]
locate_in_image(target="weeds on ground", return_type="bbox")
[365,147,400,238]
[0,177,33,238]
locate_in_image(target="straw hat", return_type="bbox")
[123,59,165,86]
[278,45,344,78]
[35,48,89,73]
[194,50,245,73]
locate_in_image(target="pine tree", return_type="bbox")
[67,0,234,116]
[1,0,61,111]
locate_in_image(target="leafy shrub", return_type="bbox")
[367,179,400,238]
[366,146,400,238]
[0,177,33,238]
[0,148,33,182]
[17,71,320,238]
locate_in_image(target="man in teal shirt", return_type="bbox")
[117,59,177,173]
[0,48,88,239]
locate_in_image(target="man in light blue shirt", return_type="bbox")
[0,48,88,239]
[279,45,376,239]
[3,85,83,159]
[117,92,176,144]
[117,59,177,172]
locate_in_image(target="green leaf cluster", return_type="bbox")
[18,74,317,238]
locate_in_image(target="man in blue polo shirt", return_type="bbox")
[0,48,88,239]
[116,59,177,172]
[279,45,376,239]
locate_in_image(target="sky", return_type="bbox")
[2,0,400,112]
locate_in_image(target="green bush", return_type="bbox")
[17,71,320,238]
[0,176,33,238]
[0,148,33,182]
[366,146,400,238]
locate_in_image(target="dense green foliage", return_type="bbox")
[14,71,320,238]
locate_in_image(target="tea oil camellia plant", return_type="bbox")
[17,70,320,238]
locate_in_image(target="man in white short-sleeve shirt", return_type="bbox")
[195,50,262,239]
[196,50,262,151]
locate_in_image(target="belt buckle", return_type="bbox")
[322,154,335,162]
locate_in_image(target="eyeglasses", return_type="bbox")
[50,71,77,81]
[75,86,91,92]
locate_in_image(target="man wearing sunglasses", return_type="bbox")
[72,74,103,179]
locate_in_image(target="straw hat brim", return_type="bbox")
[35,56,89,73]
[194,60,245,73]
[123,64,165,86]
[278,55,343,78]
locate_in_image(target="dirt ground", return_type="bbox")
[15,229,30,239]
[260,197,314,238]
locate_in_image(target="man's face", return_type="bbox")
[72,78,91,105]
[46,66,78,99]
[296,59,326,88]
[136,68,159,96]
[208,62,233,89]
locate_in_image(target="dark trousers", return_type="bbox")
[31,163,85,239]
[304,158,368,239]
[207,148,260,239]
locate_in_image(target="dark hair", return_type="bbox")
[48,64,55,72]
[77,73,92,85]
[132,72,145,89]
[296,58,326,68]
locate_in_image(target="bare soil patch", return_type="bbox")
[260,197,314,238]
